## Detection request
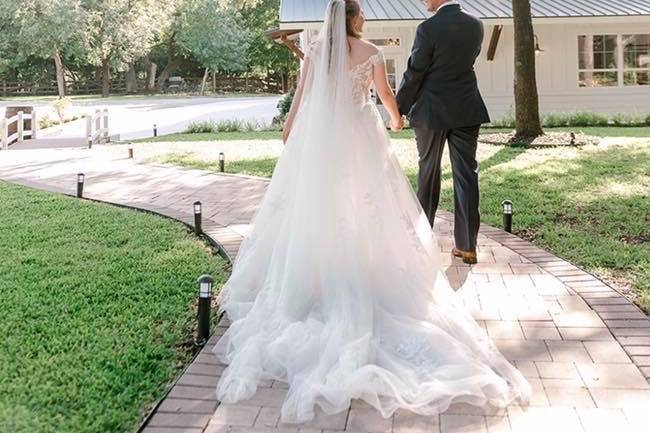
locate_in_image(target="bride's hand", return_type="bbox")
[282,126,291,144]
[390,116,405,132]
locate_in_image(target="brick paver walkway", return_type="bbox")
[1,145,649,433]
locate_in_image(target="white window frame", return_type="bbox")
[577,33,621,88]
[622,34,650,88]
[577,33,650,88]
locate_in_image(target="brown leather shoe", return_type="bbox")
[452,248,478,265]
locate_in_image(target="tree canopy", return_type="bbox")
[175,0,250,74]
[0,0,298,96]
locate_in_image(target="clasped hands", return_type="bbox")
[391,115,406,132]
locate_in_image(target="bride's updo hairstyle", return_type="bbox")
[345,0,362,38]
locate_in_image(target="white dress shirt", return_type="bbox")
[436,1,459,13]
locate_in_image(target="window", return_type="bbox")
[578,35,618,87]
[623,34,650,86]
[368,38,401,47]
[578,34,650,87]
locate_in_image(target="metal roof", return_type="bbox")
[280,0,650,23]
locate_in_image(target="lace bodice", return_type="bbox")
[351,51,385,105]
[304,44,385,106]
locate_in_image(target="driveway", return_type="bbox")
[0,95,282,142]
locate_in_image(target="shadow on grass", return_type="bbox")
[473,145,649,309]
[157,145,649,310]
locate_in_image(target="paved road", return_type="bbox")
[1,146,649,433]
[1,95,282,142]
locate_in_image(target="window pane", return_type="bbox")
[624,71,650,86]
[579,71,618,87]
[368,38,401,47]
[605,52,617,69]
[604,35,618,52]
[623,34,650,68]
[578,35,618,70]
[385,59,396,74]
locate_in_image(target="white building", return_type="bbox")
[279,0,650,119]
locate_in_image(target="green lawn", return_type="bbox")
[137,130,283,143]
[154,141,650,312]
[135,126,650,143]
[0,182,228,433]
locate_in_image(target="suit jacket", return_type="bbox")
[396,4,490,130]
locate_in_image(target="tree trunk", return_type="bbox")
[126,63,138,94]
[512,0,543,138]
[157,58,181,92]
[212,70,216,94]
[101,57,111,97]
[52,51,66,98]
[200,68,209,96]
[144,55,157,92]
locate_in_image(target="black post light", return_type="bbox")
[193,201,202,235]
[219,152,225,173]
[502,200,513,233]
[197,274,214,344]
[77,173,85,198]
[534,35,544,56]
[153,124,158,137]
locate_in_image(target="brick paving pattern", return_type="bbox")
[1,146,649,433]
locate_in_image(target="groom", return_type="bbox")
[396,0,489,265]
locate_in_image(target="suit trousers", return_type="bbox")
[414,125,481,252]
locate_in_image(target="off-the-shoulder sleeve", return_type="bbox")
[370,50,385,66]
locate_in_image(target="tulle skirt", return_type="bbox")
[213,102,531,423]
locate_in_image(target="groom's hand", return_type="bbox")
[390,116,405,132]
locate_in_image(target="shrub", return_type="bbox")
[38,113,81,130]
[611,113,647,126]
[543,112,569,128]
[183,119,273,134]
[566,111,609,127]
[274,90,295,125]
[488,111,515,128]
[38,114,57,130]
[184,120,216,134]
[51,96,71,123]
[489,111,650,129]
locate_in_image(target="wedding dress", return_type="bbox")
[213,0,531,423]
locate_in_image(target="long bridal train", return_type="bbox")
[212,0,531,423]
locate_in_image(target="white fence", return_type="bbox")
[1,110,37,150]
[86,109,110,148]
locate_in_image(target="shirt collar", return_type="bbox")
[436,1,459,12]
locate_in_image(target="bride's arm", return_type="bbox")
[283,57,312,143]
[373,62,404,131]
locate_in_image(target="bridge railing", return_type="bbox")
[1,110,37,150]
[86,109,110,148]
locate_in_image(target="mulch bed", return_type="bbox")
[480,131,601,147]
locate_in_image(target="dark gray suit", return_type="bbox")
[396,4,489,252]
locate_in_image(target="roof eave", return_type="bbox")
[280,14,650,30]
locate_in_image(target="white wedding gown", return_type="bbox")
[213,0,530,423]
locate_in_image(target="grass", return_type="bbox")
[137,130,283,142]
[153,141,650,311]
[135,126,650,144]
[392,127,650,139]
[0,182,228,433]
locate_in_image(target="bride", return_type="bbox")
[213,0,531,423]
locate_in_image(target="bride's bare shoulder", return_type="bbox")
[352,38,380,55]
